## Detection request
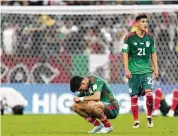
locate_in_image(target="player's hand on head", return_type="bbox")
[74,97,80,103]
[125,70,132,79]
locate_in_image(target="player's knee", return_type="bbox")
[173,89,178,98]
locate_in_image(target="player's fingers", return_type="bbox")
[154,73,158,79]
[126,74,131,79]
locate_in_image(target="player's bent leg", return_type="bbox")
[167,89,178,117]
[145,90,153,128]
[72,102,102,133]
[72,102,90,117]
[131,95,140,128]
[90,101,113,133]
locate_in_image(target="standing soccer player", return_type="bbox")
[70,75,119,133]
[122,14,158,128]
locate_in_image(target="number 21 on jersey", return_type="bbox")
[138,48,145,56]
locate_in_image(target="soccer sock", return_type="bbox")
[85,117,100,126]
[100,115,111,127]
[154,88,163,110]
[131,96,139,121]
[170,89,178,111]
[146,92,153,117]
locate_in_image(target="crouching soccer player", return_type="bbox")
[70,75,119,133]
[0,87,28,115]
[153,88,178,117]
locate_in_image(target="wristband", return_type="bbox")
[80,97,84,102]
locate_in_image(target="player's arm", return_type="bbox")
[152,53,158,72]
[151,37,158,78]
[122,37,131,79]
[83,92,101,101]
[151,53,158,78]
[82,82,103,102]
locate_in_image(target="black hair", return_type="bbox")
[135,14,147,22]
[70,76,84,92]
[12,105,24,115]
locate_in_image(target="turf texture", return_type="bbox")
[1,113,178,136]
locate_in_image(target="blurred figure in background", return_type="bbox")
[153,88,178,117]
[0,87,28,115]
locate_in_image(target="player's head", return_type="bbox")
[70,76,89,92]
[135,14,147,31]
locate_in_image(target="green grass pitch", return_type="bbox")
[1,113,178,136]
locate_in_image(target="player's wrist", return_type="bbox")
[79,97,84,102]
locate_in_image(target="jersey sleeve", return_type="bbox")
[151,36,156,53]
[92,81,104,93]
[76,92,85,97]
[122,37,130,53]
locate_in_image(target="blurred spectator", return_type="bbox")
[2,0,177,6]
[0,87,28,115]
[1,0,28,6]
[84,28,106,54]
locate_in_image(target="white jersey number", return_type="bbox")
[138,48,145,56]
[147,77,152,84]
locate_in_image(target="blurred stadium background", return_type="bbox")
[1,0,178,115]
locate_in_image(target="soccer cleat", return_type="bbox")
[96,126,113,133]
[152,110,161,116]
[88,124,104,133]
[166,110,174,117]
[133,121,140,128]
[147,118,153,128]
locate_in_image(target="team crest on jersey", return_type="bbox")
[146,41,150,47]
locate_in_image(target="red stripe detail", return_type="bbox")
[146,32,154,37]
[106,105,117,110]
[125,32,136,40]
[102,90,119,108]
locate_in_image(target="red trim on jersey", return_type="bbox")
[106,105,117,110]
[125,32,136,40]
[102,90,119,108]
[146,31,154,37]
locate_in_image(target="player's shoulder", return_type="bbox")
[89,76,95,84]
[124,32,136,40]
[146,31,154,39]
[89,75,103,84]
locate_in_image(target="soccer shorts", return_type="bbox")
[103,102,119,119]
[160,99,178,116]
[128,72,153,96]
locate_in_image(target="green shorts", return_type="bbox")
[103,102,119,119]
[128,73,153,96]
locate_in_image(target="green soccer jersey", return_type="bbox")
[77,76,118,105]
[122,31,156,74]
